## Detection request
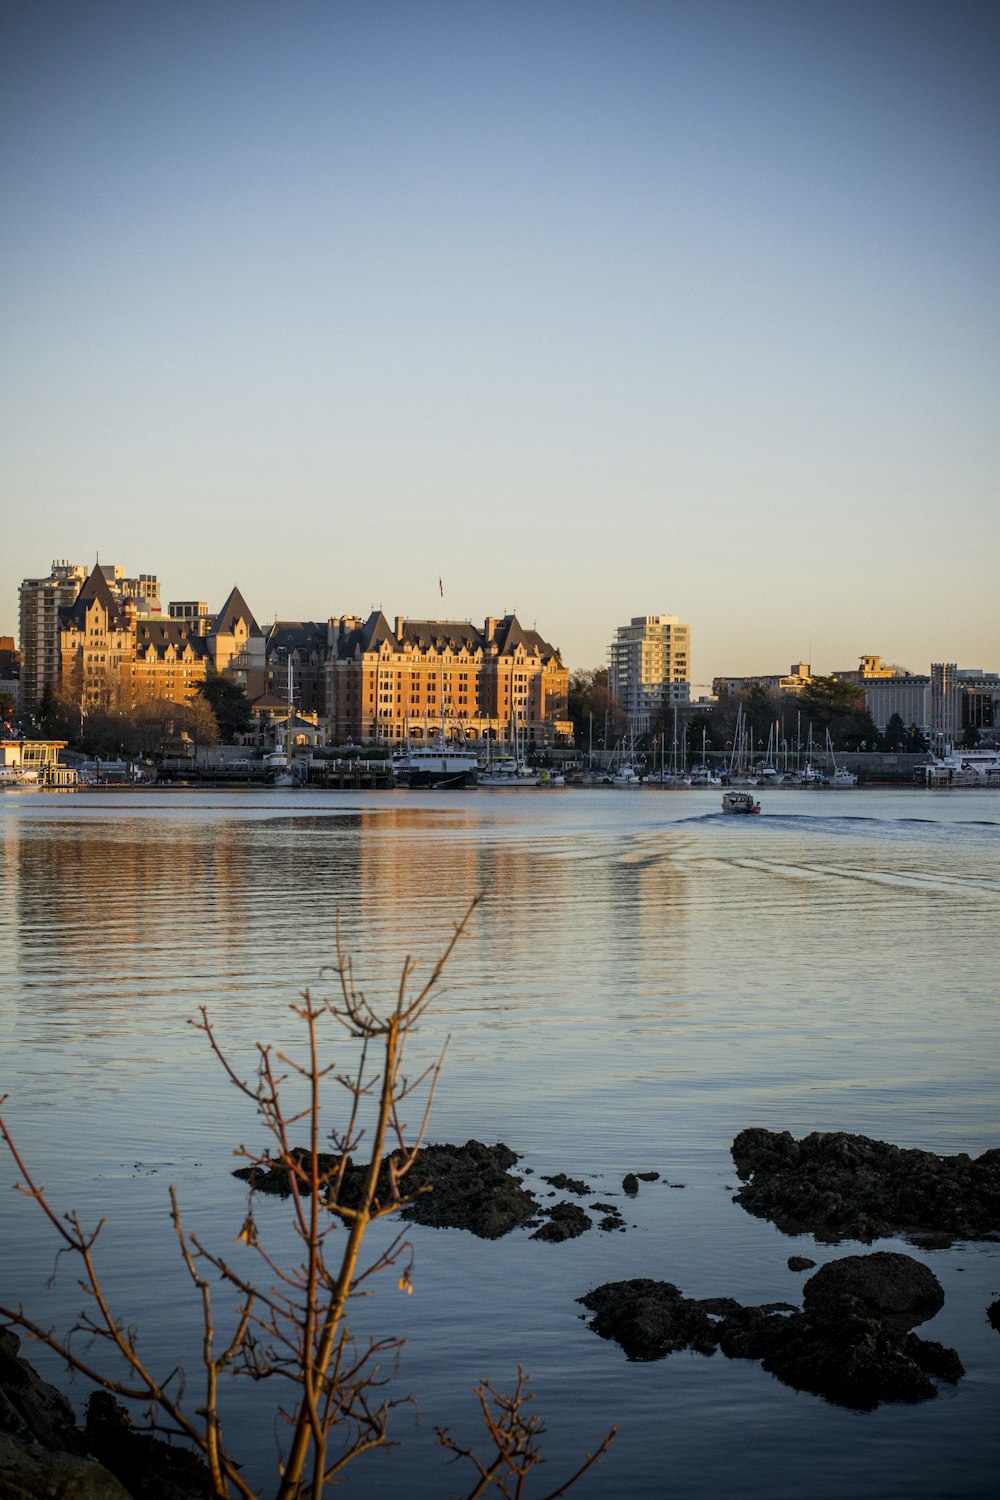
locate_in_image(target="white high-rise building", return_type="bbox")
[608,614,691,735]
[18,560,87,713]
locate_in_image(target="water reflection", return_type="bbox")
[0,790,997,1500]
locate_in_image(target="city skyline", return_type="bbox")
[2,2,998,684]
[7,551,995,698]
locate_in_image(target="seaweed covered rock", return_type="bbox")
[731,1128,1000,1241]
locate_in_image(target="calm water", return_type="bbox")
[1,786,998,1498]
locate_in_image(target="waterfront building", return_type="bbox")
[831,654,901,685]
[91,564,161,615]
[265,621,330,718]
[57,567,136,712]
[326,612,570,747]
[57,569,259,715]
[206,587,267,701]
[713,662,813,698]
[131,619,209,705]
[955,671,1000,740]
[18,560,88,712]
[608,615,691,736]
[0,637,19,714]
[858,663,999,744]
[856,673,930,735]
[168,601,213,634]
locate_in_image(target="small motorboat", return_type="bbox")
[722,790,761,815]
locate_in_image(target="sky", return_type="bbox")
[1,0,998,690]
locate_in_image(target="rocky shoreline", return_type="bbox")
[234,1138,644,1240]
[579,1252,965,1410]
[0,1327,205,1499]
[5,1128,997,1493]
[731,1127,1000,1243]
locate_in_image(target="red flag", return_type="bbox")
[438,577,443,597]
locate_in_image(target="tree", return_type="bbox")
[797,676,865,729]
[567,668,627,752]
[882,713,908,752]
[128,698,220,756]
[0,898,614,1498]
[905,723,930,753]
[199,672,253,743]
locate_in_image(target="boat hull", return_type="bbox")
[400,767,477,789]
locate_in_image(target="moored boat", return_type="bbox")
[393,740,478,788]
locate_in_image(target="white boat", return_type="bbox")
[0,767,40,789]
[606,735,642,787]
[722,790,761,815]
[393,739,478,788]
[477,712,541,786]
[268,659,301,786]
[923,749,1000,787]
[823,731,857,787]
[478,758,541,787]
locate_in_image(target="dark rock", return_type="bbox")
[531,1202,592,1242]
[635,1172,660,1182]
[0,1326,81,1453]
[0,1436,131,1499]
[542,1173,590,1195]
[578,1259,963,1409]
[731,1127,1000,1241]
[903,1335,964,1383]
[788,1256,817,1272]
[591,1201,618,1213]
[987,1300,1000,1333]
[85,1392,209,1500]
[597,1215,626,1232]
[0,1328,203,1498]
[622,1174,639,1196]
[236,1140,541,1239]
[760,1305,942,1408]
[803,1252,944,1330]
[579,1279,719,1360]
[401,1142,539,1238]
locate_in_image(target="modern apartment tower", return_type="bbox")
[608,614,691,736]
[18,560,88,713]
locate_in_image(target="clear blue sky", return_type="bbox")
[2,0,997,688]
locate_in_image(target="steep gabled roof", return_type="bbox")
[210,586,263,638]
[397,620,484,654]
[490,614,560,662]
[266,621,328,657]
[359,611,396,652]
[134,621,208,661]
[59,566,128,630]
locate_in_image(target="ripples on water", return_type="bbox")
[1,788,997,1497]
